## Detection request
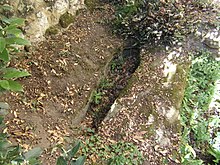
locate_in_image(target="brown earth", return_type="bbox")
[1,6,123,164]
[1,2,219,165]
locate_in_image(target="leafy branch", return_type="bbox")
[0,5,30,92]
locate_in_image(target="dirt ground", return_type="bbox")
[1,2,219,165]
[1,6,123,164]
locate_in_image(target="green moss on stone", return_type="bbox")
[59,12,75,28]
[45,25,59,36]
[169,63,191,109]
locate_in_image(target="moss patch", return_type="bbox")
[59,12,75,28]
[170,63,191,109]
[45,25,59,36]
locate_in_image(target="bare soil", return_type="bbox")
[1,2,219,165]
[1,6,122,164]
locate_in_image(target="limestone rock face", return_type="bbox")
[6,0,84,42]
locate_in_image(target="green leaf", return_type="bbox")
[56,156,67,165]
[0,102,9,117]
[7,80,23,92]
[6,145,21,159]
[208,147,220,163]
[5,25,22,36]
[0,108,8,116]
[28,157,40,165]
[0,48,9,61]
[6,37,31,45]
[0,37,6,53]
[0,116,4,125]
[2,68,30,79]
[24,147,43,160]
[13,158,26,164]
[7,18,25,26]
[0,80,10,90]
[1,5,13,11]
[0,140,11,151]
[71,156,86,165]
[68,141,81,158]
[0,102,9,110]
[7,28,22,36]
[1,17,10,24]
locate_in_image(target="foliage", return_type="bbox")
[107,142,143,165]
[99,78,112,89]
[208,147,220,164]
[0,102,42,165]
[0,4,30,93]
[0,134,42,165]
[110,55,124,72]
[56,141,86,165]
[82,133,143,165]
[180,51,220,164]
[111,0,214,45]
[0,3,43,165]
[92,91,102,104]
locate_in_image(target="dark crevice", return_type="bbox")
[86,38,141,131]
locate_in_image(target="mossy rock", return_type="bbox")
[45,25,59,36]
[59,12,75,28]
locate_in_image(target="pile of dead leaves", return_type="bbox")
[109,0,217,45]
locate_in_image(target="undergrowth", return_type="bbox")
[81,129,143,165]
[180,51,220,164]
[0,3,41,165]
[56,141,86,165]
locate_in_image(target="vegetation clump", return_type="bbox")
[180,51,220,164]
[0,3,43,165]
[81,131,143,165]
[56,141,86,165]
